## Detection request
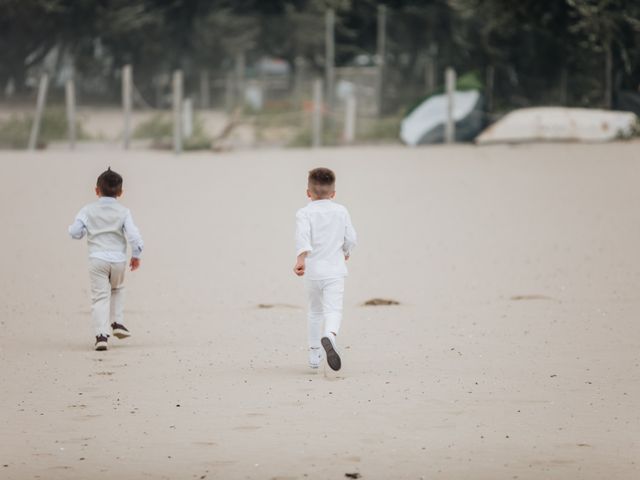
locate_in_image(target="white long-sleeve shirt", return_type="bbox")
[295,199,357,280]
[69,197,143,263]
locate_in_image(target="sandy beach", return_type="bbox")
[0,142,639,479]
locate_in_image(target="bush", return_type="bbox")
[134,112,212,150]
[0,108,89,149]
[133,113,172,140]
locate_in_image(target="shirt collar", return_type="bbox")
[98,197,117,203]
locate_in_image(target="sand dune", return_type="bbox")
[0,143,639,479]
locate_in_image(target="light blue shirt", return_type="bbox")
[69,197,144,262]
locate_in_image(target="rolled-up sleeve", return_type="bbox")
[68,208,88,239]
[343,210,357,256]
[123,210,144,258]
[295,210,312,257]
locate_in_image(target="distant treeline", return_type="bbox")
[1,0,639,110]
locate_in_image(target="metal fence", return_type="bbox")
[0,7,632,152]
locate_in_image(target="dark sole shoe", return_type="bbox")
[112,328,131,339]
[95,336,108,351]
[111,323,131,339]
[321,336,341,371]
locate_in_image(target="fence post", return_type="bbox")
[425,43,438,94]
[294,56,306,107]
[235,51,245,109]
[325,9,335,109]
[172,70,183,154]
[559,67,568,106]
[343,94,356,144]
[445,67,456,144]
[225,72,234,113]
[65,78,77,150]
[312,79,323,148]
[199,70,210,109]
[376,5,387,116]
[604,39,612,109]
[182,97,193,139]
[122,64,132,149]
[485,65,495,114]
[28,73,49,151]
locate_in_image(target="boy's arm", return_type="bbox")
[68,208,88,239]
[123,210,144,270]
[294,210,312,276]
[343,210,357,259]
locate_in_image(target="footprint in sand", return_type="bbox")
[510,294,556,301]
[363,298,400,306]
[257,303,300,309]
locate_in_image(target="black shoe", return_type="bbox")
[95,335,109,351]
[111,322,131,339]
[321,335,341,371]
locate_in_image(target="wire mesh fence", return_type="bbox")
[1,6,637,151]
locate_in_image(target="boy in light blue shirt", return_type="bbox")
[69,168,143,351]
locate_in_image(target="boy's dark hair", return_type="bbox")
[97,167,123,197]
[308,167,336,197]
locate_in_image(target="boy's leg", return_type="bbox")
[109,262,126,327]
[305,279,324,349]
[88,259,111,337]
[322,277,345,337]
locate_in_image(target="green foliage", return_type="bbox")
[133,113,172,140]
[0,108,88,149]
[1,1,640,111]
[133,112,212,150]
[0,115,30,149]
[358,116,403,143]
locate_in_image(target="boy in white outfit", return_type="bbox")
[68,168,144,351]
[294,168,357,371]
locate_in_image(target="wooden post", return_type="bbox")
[225,72,234,113]
[376,5,387,116]
[200,70,210,109]
[172,70,183,154]
[445,67,456,144]
[65,78,77,150]
[235,51,245,109]
[325,9,335,108]
[182,97,193,139]
[28,74,49,151]
[293,56,306,108]
[604,39,612,109]
[343,94,356,144]
[559,67,568,106]
[122,64,132,149]
[312,79,323,148]
[425,43,437,94]
[485,65,495,114]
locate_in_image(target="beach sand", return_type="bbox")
[0,143,639,479]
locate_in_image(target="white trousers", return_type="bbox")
[88,259,126,336]
[305,277,345,349]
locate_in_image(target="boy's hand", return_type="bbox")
[293,259,305,276]
[130,257,141,271]
[345,254,350,261]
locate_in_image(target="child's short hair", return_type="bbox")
[97,167,123,197]
[308,167,335,198]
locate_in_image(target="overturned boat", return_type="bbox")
[476,107,637,144]
[400,90,484,145]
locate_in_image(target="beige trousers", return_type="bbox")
[88,259,126,336]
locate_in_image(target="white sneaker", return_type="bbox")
[321,334,341,371]
[308,347,323,369]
